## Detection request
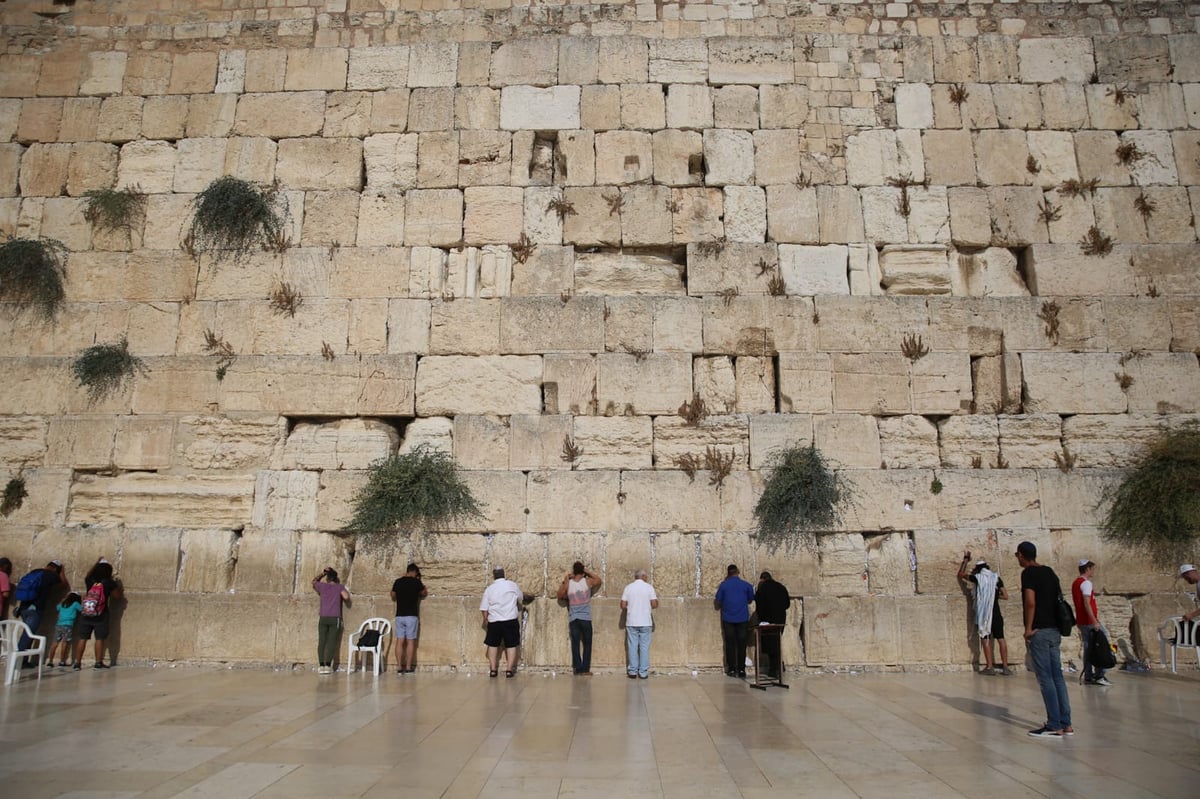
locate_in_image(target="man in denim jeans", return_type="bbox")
[1017,541,1073,738]
[620,569,658,679]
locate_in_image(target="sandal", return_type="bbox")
[489,669,498,678]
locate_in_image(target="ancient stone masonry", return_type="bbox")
[0,0,1198,670]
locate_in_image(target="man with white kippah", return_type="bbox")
[1180,564,1200,623]
[1072,559,1111,686]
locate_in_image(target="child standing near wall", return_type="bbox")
[47,592,82,667]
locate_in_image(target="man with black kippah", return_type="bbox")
[754,571,790,679]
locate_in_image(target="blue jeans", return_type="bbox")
[569,618,593,673]
[18,605,41,653]
[626,626,652,677]
[1079,624,1106,682]
[1028,628,1072,730]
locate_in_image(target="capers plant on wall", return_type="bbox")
[344,445,484,543]
[70,337,148,404]
[1100,422,1200,568]
[753,444,850,553]
[0,236,67,320]
[183,176,288,263]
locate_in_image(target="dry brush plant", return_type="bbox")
[70,337,147,403]
[83,186,147,232]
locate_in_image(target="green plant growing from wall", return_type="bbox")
[184,176,286,263]
[1100,423,1200,567]
[71,337,147,403]
[1,476,27,516]
[344,445,483,540]
[753,444,849,553]
[0,236,67,320]
[83,186,147,232]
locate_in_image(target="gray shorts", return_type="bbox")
[394,616,419,640]
[54,625,74,643]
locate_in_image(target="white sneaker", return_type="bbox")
[1093,676,1113,686]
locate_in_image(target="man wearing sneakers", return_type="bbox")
[391,563,426,674]
[1072,559,1111,687]
[1016,541,1073,738]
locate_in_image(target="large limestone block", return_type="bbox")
[686,242,777,296]
[1000,296,1106,353]
[702,129,754,186]
[814,414,881,469]
[572,416,652,471]
[509,414,572,471]
[997,415,1063,469]
[878,245,950,295]
[115,592,200,662]
[937,415,999,468]
[597,352,691,416]
[416,355,542,416]
[778,353,833,413]
[620,471,720,534]
[648,38,706,84]
[527,470,619,533]
[747,414,813,470]
[922,129,976,187]
[721,185,764,243]
[177,528,237,593]
[117,527,181,592]
[1022,352,1127,414]
[218,355,416,416]
[895,84,933,129]
[1036,470,1117,529]
[429,298,500,355]
[1123,352,1200,414]
[543,354,598,417]
[1062,414,1191,468]
[415,130,457,187]
[67,473,255,527]
[403,189,462,246]
[407,42,457,88]
[817,186,864,243]
[398,417,452,455]
[113,416,174,470]
[735,355,775,414]
[708,37,793,84]
[653,415,749,474]
[665,84,712,130]
[654,297,704,352]
[275,138,362,191]
[168,52,217,95]
[936,470,1043,529]
[671,187,724,243]
[282,419,398,471]
[1102,297,1172,354]
[0,415,47,468]
[1019,38,1095,83]
[463,186,523,245]
[911,352,972,415]
[619,184,673,246]
[622,83,666,130]
[177,415,283,471]
[832,353,911,415]
[560,186,620,246]
[363,133,417,190]
[974,130,1031,187]
[778,244,848,296]
[987,187,1046,247]
[947,186,991,248]
[879,415,939,469]
[804,596,898,664]
[284,48,347,91]
[950,247,1030,298]
[347,45,408,90]
[1132,244,1200,296]
[499,86,580,131]
[234,92,324,138]
[595,130,653,185]
[16,143,68,196]
[766,184,819,244]
[712,85,758,131]
[499,296,605,354]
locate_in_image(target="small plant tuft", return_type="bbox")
[605,192,625,216]
[344,445,484,539]
[901,332,930,361]
[704,446,735,488]
[1115,371,1135,390]
[665,197,682,214]
[203,329,237,381]
[1055,448,1077,473]
[2,476,28,516]
[71,337,147,403]
[546,197,577,221]
[1133,191,1156,222]
[269,281,303,317]
[1079,225,1114,256]
[1037,199,1063,225]
[1058,177,1100,198]
[994,454,1009,469]
[886,173,926,219]
[717,286,739,307]
[1101,422,1200,567]
[754,445,849,553]
[510,231,536,264]
[1026,155,1041,175]
[948,83,970,107]
[0,236,68,320]
[321,341,335,361]
[1106,84,1135,105]
[766,273,786,296]
[1039,300,1061,344]
[971,455,983,469]
[1115,140,1144,167]
[930,477,943,495]
[794,171,812,189]
[559,287,573,304]
[83,186,147,232]
[185,176,286,263]
[561,435,583,468]
[678,392,708,426]
[695,238,728,257]
[676,452,701,482]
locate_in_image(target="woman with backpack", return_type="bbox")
[313,567,350,674]
[73,558,123,670]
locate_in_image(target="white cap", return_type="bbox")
[98,557,109,564]
[975,560,987,566]
[50,559,62,567]
[1078,559,1094,568]
[1181,564,1198,576]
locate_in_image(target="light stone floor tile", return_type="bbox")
[0,667,1195,798]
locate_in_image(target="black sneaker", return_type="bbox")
[1027,726,1063,739]
[94,663,110,669]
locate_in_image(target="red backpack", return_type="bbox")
[81,582,107,617]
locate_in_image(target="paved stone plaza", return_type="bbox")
[0,665,1194,799]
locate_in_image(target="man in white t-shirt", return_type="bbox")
[1180,564,1200,623]
[620,569,658,679]
[480,567,524,678]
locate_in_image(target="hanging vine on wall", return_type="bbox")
[343,445,484,541]
[70,337,148,403]
[753,444,850,553]
[0,236,67,320]
[183,176,287,263]
[1100,422,1200,567]
[83,186,147,232]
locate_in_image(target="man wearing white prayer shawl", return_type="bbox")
[958,550,1012,675]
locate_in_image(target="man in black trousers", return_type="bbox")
[754,571,791,679]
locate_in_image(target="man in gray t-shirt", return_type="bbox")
[556,561,601,675]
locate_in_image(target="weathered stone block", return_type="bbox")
[936,470,1042,529]
[348,45,408,90]
[403,189,462,246]
[686,242,777,296]
[463,186,523,245]
[708,37,793,85]
[702,129,754,186]
[282,419,398,471]
[879,415,939,469]
[1022,352,1127,414]
[67,473,255,527]
[832,353,910,415]
[804,595,897,663]
[499,86,580,130]
[284,48,347,91]
[416,355,542,416]
[275,138,362,191]
[937,415,998,469]
[597,353,691,416]
[766,184,819,244]
[408,42,458,88]
[234,91,325,138]
[572,416,652,471]
[817,186,864,244]
[778,353,833,413]
[1018,38,1095,83]
[499,296,604,354]
[527,470,619,533]
[778,244,848,296]
[1124,352,1200,413]
[509,414,572,471]
[594,130,653,185]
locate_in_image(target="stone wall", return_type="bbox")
[1,0,1198,670]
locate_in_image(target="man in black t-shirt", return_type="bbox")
[390,563,427,674]
[754,571,791,679]
[1017,541,1072,738]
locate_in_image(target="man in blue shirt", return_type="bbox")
[714,564,756,678]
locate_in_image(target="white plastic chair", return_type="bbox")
[1158,616,1200,673]
[1,619,47,685]
[347,617,391,675]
